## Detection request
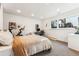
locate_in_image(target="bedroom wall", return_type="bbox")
[42,7,79,30]
[3,13,42,33]
[42,8,79,42]
[0,5,3,30]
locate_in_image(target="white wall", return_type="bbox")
[43,8,79,30]
[42,8,79,42]
[42,18,52,30]
[0,5,3,30]
[3,13,41,33]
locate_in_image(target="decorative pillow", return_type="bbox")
[0,30,13,45]
[11,29,19,36]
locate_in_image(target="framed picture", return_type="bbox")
[9,22,16,30]
[51,20,57,28]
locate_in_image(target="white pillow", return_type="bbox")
[11,29,19,36]
[0,31,13,45]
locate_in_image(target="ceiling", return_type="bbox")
[2,3,79,19]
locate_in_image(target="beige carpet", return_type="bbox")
[33,40,79,56]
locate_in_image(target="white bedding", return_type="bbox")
[26,35,52,55]
[0,45,12,56]
[0,31,13,45]
[0,35,52,56]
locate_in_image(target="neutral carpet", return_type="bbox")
[33,40,79,56]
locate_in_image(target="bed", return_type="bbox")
[12,34,52,56]
[0,45,12,56]
[0,30,52,56]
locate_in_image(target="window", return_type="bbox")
[51,16,79,28]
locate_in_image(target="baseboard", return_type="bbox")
[55,40,68,44]
[68,47,79,52]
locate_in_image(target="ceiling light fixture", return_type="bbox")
[32,13,34,16]
[17,9,21,13]
[57,8,60,12]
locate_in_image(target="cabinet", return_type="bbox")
[68,34,79,51]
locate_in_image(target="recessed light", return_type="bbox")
[17,9,21,13]
[57,8,60,12]
[32,13,34,16]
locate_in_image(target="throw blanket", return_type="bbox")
[12,35,40,56]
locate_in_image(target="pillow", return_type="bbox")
[0,30,13,45]
[11,29,19,36]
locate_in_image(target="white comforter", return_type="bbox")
[27,35,52,55]
[0,34,52,56]
[0,45,12,56]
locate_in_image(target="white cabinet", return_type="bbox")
[45,28,76,42]
[68,34,79,51]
